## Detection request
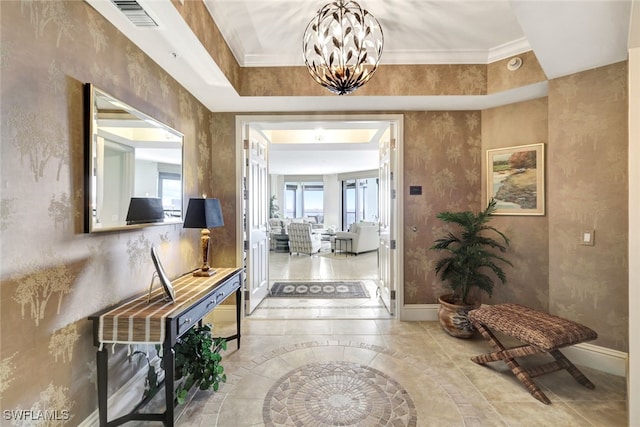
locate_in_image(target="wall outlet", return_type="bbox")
[580,230,595,246]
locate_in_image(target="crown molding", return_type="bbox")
[241,38,533,67]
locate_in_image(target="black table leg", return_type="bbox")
[235,287,242,349]
[164,346,175,426]
[97,348,108,426]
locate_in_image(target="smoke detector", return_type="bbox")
[507,57,523,71]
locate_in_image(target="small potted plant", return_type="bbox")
[172,324,227,404]
[269,195,280,218]
[150,324,227,405]
[430,198,512,338]
[131,323,227,406]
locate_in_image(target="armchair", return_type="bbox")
[288,222,322,256]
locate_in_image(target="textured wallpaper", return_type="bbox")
[548,63,629,351]
[0,1,231,423]
[482,99,550,309]
[402,111,483,303]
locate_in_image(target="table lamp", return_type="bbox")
[183,198,224,276]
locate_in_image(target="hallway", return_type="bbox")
[177,317,627,426]
[251,249,392,319]
[120,249,628,426]
[167,248,628,426]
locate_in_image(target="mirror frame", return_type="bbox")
[83,83,184,233]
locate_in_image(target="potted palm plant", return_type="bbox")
[430,198,512,338]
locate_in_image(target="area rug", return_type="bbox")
[269,281,369,298]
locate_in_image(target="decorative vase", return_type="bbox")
[437,295,480,339]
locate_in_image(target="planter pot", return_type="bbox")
[438,295,480,339]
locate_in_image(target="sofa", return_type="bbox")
[331,222,379,255]
[290,216,324,229]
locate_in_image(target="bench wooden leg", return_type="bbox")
[471,323,596,405]
[549,350,595,389]
[472,323,552,404]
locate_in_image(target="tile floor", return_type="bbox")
[171,250,628,426]
[176,318,627,426]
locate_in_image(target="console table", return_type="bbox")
[88,267,243,426]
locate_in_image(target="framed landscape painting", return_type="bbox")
[486,143,545,215]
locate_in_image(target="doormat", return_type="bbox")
[269,281,369,298]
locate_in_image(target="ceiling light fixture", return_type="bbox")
[303,0,384,96]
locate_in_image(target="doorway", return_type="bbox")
[236,114,404,319]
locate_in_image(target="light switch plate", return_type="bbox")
[580,230,595,246]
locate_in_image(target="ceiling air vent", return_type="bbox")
[111,0,158,27]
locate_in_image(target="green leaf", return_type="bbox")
[171,324,227,398]
[430,198,511,304]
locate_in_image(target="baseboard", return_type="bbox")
[562,342,627,377]
[399,304,628,377]
[399,304,439,321]
[78,356,161,427]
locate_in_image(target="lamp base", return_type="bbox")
[193,269,216,277]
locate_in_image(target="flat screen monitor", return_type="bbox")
[150,245,175,303]
[126,198,164,225]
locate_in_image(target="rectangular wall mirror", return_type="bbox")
[84,84,184,233]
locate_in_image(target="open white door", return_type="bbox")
[378,124,396,315]
[244,125,270,314]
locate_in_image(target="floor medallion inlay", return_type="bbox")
[263,361,417,426]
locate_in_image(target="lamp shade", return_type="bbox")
[183,198,224,229]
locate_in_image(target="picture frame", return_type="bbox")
[486,143,545,216]
[150,245,175,303]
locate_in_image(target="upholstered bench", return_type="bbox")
[468,303,598,404]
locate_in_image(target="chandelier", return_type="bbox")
[303,0,384,95]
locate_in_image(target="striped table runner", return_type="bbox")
[98,267,237,346]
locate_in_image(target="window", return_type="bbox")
[342,178,378,229]
[284,183,297,218]
[302,182,323,224]
[159,172,181,217]
[284,181,324,223]
[344,179,357,227]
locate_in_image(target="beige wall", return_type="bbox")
[0,0,630,424]
[402,111,483,303]
[548,62,629,351]
[481,99,550,310]
[479,63,629,351]
[627,43,640,427]
[0,1,230,422]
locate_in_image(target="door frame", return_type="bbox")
[235,114,405,319]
